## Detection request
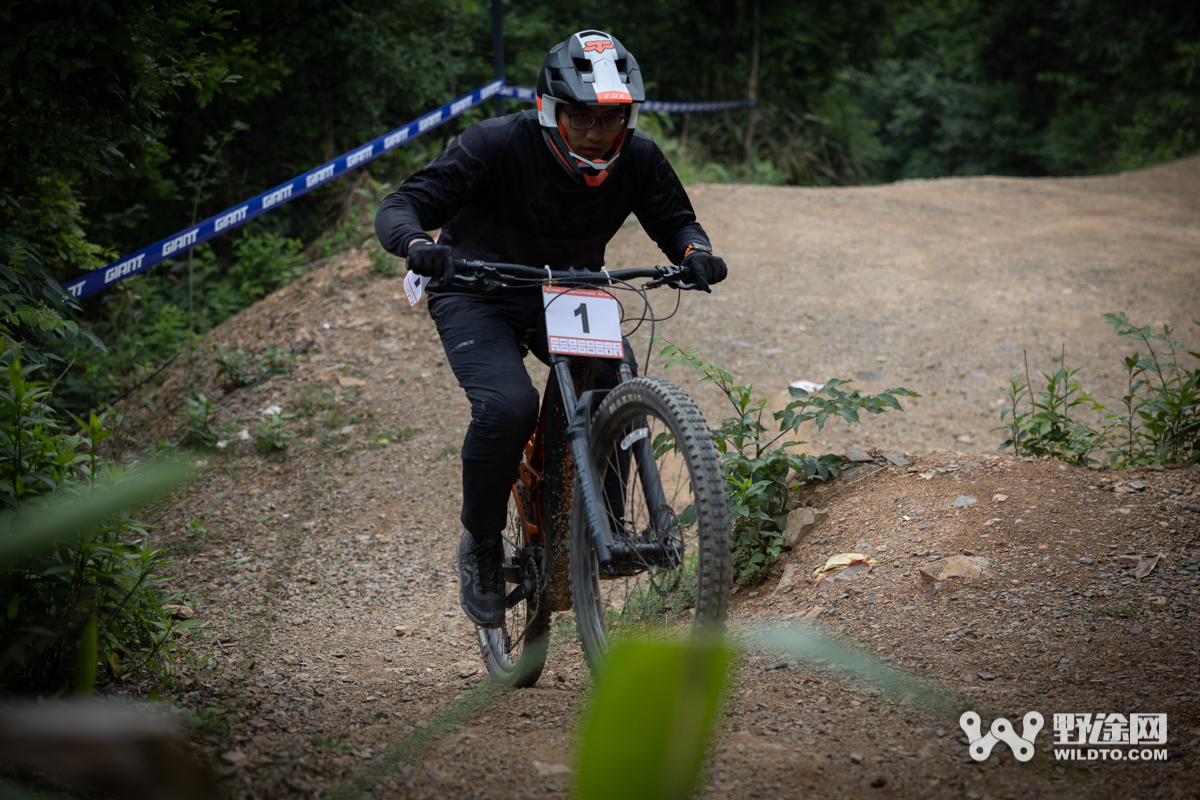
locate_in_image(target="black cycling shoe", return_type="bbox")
[456,531,507,628]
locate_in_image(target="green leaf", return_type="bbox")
[577,639,730,800]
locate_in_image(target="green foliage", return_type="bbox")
[212,342,296,390]
[0,359,83,509]
[300,383,335,417]
[1,0,239,380]
[0,0,237,198]
[661,342,916,584]
[1104,313,1200,466]
[52,228,303,417]
[0,360,186,693]
[179,393,230,449]
[5,0,1197,423]
[576,638,730,800]
[254,413,292,455]
[228,231,306,302]
[998,313,1200,466]
[843,0,1200,180]
[997,353,1107,466]
[0,236,103,367]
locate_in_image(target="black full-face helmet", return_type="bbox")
[536,30,646,187]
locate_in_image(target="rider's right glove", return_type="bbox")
[680,249,728,293]
[406,241,454,281]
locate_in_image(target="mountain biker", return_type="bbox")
[374,30,728,629]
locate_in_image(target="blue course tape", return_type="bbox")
[67,80,752,300]
[65,80,506,300]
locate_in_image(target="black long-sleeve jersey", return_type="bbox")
[374,110,711,302]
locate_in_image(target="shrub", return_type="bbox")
[997,352,1107,467]
[0,358,180,692]
[179,393,230,448]
[1105,314,1200,466]
[254,412,292,455]
[228,230,306,303]
[998,313,1199,467]
[212,342,295,389]
[661,343,917,584]
[48,226,305,418]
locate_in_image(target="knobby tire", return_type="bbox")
[569,376,731,674]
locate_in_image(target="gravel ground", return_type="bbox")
[118,156,1198,798]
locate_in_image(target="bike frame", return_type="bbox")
[511,347,673,594]
[431,258,692,608]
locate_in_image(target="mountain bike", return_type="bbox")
[426,259,731,687]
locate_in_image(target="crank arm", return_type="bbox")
[506,581,531,608]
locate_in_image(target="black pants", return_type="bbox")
[429,291,631,538]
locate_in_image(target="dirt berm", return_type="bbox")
[128,156,1199,798]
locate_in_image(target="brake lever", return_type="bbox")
[644,264,691,290]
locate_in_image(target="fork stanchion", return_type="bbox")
[552,357,615,569]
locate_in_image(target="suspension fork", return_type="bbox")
[553,356,615,569]
[617,359,673,535]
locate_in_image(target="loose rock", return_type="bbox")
[918,555,990,585]
[773,563,801,596]
[162,604,195,620]
[783,507,829,547]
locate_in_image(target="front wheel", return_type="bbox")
[569,376,731,674]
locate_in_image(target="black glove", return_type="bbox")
[406,241,454,281]
[680,250,728,293]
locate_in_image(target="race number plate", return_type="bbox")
[403,270,426,308]
[543,286,623,358]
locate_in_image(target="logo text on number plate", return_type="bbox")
[543,286,623,358]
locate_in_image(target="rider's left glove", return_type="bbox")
[406,240,454,281]
[681,250,728,293]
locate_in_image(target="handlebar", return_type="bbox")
[421,258,697,291]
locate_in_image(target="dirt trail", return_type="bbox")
[140,157,1199,798]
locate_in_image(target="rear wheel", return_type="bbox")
[569,376,731,674]
[477,485,550,687]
